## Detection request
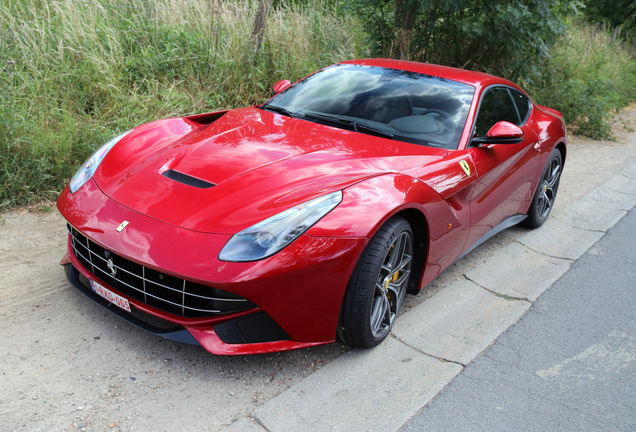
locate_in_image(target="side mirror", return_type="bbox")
[472,121,524,145]
[272,80,291,94]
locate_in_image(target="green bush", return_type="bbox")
[525,21,636,139]
[0,0,367,209]
[347,0,575,81]
[583,0,636,35]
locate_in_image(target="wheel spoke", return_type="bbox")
[387,234,404,270]
[389,270,410,288]
[545,187,555,201]
[370,288,388,335]
[386,282,400,301]
[388,271,410,307]
[540,190,552,217]
[548,164,561,188]
[371,290,391,337]
[395,253,412,272]
[537,193,547,217]
[382,294,392,324]
[538,191,550,218]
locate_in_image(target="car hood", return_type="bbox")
[94,107,447,234]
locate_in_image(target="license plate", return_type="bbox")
[90,280,131,312]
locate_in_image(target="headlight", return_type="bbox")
[219,191,343,262]
[69,130,133,193]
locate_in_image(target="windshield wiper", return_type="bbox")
[302,112,344,123]
[303,112,394,139]
[262,104,299,118]
[352,121,394,139]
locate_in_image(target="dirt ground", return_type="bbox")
[2,106,635,432]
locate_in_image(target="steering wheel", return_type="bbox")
[422,109,452,120]
[421,109,454,133]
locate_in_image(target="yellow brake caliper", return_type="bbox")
[384,244,400,299]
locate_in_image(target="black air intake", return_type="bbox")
[162,170,215,189]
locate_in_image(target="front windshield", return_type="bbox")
[262,64,475,149]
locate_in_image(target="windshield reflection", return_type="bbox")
[263,64,475,150]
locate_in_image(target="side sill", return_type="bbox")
[458,213,527,260]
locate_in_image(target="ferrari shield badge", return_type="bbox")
[116,221,129,232]
[459,160,471,176]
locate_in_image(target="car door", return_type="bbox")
[463,86,541,251]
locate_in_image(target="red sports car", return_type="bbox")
[58,59,566,355]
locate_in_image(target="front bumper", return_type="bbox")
[58,181,367,355]
[63,263,199,345]
[64,260,331,354]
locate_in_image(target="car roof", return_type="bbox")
[340,58,518,92]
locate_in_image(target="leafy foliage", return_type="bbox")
[526,21,636,139]
[348,0,579,80]
[583,0,636,35]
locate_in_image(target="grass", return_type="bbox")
[525,21,636,140]
[0,0,367,209]
[2,4,636,210]
[495,293,523,302]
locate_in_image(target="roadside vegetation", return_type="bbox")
[1,0,635,209]
[525,21,636,139]
[0,0,365,208]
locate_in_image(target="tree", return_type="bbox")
[583,0,636,35]
[348,0,579,80]
[251,0,275,53]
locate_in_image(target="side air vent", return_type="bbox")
[162,170,215,189]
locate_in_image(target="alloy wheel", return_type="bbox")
[370,231,413,339]
[536,156,561,220]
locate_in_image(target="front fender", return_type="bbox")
[308,173,471,290]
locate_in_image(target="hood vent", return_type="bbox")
[162,170,215,189]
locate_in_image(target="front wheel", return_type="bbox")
[525,148,562,228]
[339,216,414,348]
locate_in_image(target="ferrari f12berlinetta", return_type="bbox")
[58,59,566,355]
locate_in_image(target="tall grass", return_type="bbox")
[2,3,635,210]
[0,0,367,209]
[525,21,636,140]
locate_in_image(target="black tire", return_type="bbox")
[338,216,414,348]
[524,148,563,228]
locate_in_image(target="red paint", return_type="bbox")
[57,59,566,355]
[59,253,70,266]
[188,327,328,356]
[487,121,524,139]
[272,80,291,94]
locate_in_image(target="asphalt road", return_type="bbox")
[402,208,636,432]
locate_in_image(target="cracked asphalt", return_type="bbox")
[402,206,636,432]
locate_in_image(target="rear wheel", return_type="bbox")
[525,148,562,228]
[339,216,413,348]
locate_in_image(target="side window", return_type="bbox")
[474,87,520,137]
[509,89,531,124]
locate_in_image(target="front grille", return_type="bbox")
[68,224,256,318]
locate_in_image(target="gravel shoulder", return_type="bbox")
[1,106,635,431]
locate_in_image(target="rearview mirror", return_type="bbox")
[272,80,291,94]
[472,121,524,145]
